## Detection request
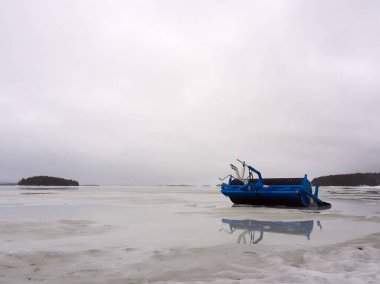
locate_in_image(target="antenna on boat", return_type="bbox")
[230,163,244,181]
[237,159,245,166]
[219,175,233,181]
[236,159,246,179]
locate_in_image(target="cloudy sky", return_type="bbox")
[1,0,379,185]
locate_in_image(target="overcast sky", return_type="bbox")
[1,0,379,185]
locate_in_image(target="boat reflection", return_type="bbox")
[221,219,322,244]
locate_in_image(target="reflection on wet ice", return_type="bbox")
[221,219,322,244]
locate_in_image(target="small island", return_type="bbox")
[17,176,79,186]
[312,173,380,186]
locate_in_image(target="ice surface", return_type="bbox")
[0,186,379,283]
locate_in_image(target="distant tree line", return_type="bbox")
[17,176,79,186]
[312,173,380,186]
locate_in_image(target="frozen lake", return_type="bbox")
[0,186,379,283]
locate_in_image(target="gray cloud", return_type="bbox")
[1,0,379,185]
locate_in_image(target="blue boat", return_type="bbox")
[220,160,331,208]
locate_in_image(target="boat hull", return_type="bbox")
[221,186,331,208]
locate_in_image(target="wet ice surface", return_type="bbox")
[0,186,379,283]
